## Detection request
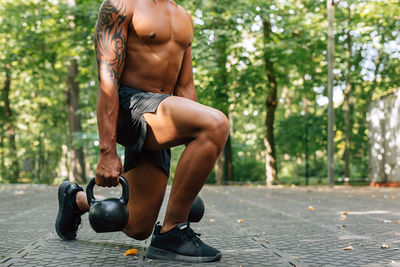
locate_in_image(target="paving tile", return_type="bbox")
[1,184,400,266]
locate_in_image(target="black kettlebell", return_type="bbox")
[188,196,205,223]
[86,176,129,233]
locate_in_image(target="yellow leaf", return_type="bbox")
[124,248,139,256]
[308,206,315,211]
[381,244,390,249]
[341,210,349,215]
[237,219,244,223]
[342,245,353,251]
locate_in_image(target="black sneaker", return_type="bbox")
[146,222,222,263]
[55,181,85,240]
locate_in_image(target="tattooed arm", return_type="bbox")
[94,0,132,187]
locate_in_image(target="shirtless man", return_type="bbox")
[55,0,229,263]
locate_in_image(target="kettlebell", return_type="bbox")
[188,196,205,223]
[86,176,129,233]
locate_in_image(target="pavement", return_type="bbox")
[1,184,400,267]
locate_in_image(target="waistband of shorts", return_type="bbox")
[119,85,173,96]
[119,85,145,93]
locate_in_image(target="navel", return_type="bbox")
[149,33,156,39]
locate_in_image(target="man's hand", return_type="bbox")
[95,152,124,187]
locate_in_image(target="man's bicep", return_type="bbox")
[94,0,130,86]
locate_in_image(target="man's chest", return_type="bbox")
[131,0,193,48]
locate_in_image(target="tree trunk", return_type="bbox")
[0,133,4,181]
[327,0,335,186]
[303,94,310,185]
[263,18,278,186]
[65,59,86,183]
[343,8,352,179]
[224,135,233,183]
[215,152,225,185]
[215,136,234,185]
[214,24,233,184]
[59,144,70,179]
[3,65,19,183]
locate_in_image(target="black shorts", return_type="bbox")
[116,85,171,177]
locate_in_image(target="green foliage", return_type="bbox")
[233,157,265,183]
[1,0,399,184]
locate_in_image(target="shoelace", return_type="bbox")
[182,226,201,247]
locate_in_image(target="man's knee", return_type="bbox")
[208,110,230,141]
[123,224,153,240]
[198,109,229,152]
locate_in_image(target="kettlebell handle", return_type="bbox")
[86,176,129,206]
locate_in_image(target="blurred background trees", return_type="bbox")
[0,0,399,185]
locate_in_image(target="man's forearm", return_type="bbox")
[175,86,197,102]
[97,83,119,154]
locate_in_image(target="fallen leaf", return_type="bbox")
[392,195,397,199]
[308,206,315,211]
[341,210,349,215]
[237,219,244,223]
[339,225,346,230]
[124,248,139,256]
[381,244,390,249]
[291,256,300,261]
[397,220,400,224]
[342,245,353,251]
[340,215,347,221]
[15,190,25,195]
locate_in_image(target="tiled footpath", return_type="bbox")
[1,184,400,267]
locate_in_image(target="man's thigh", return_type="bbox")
[124,159,168,235]
[143,96,225,151]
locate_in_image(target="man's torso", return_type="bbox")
[120,0,193,95]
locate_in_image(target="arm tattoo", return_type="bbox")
[94,0,127,87]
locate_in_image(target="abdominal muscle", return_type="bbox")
[120,40,185,95]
